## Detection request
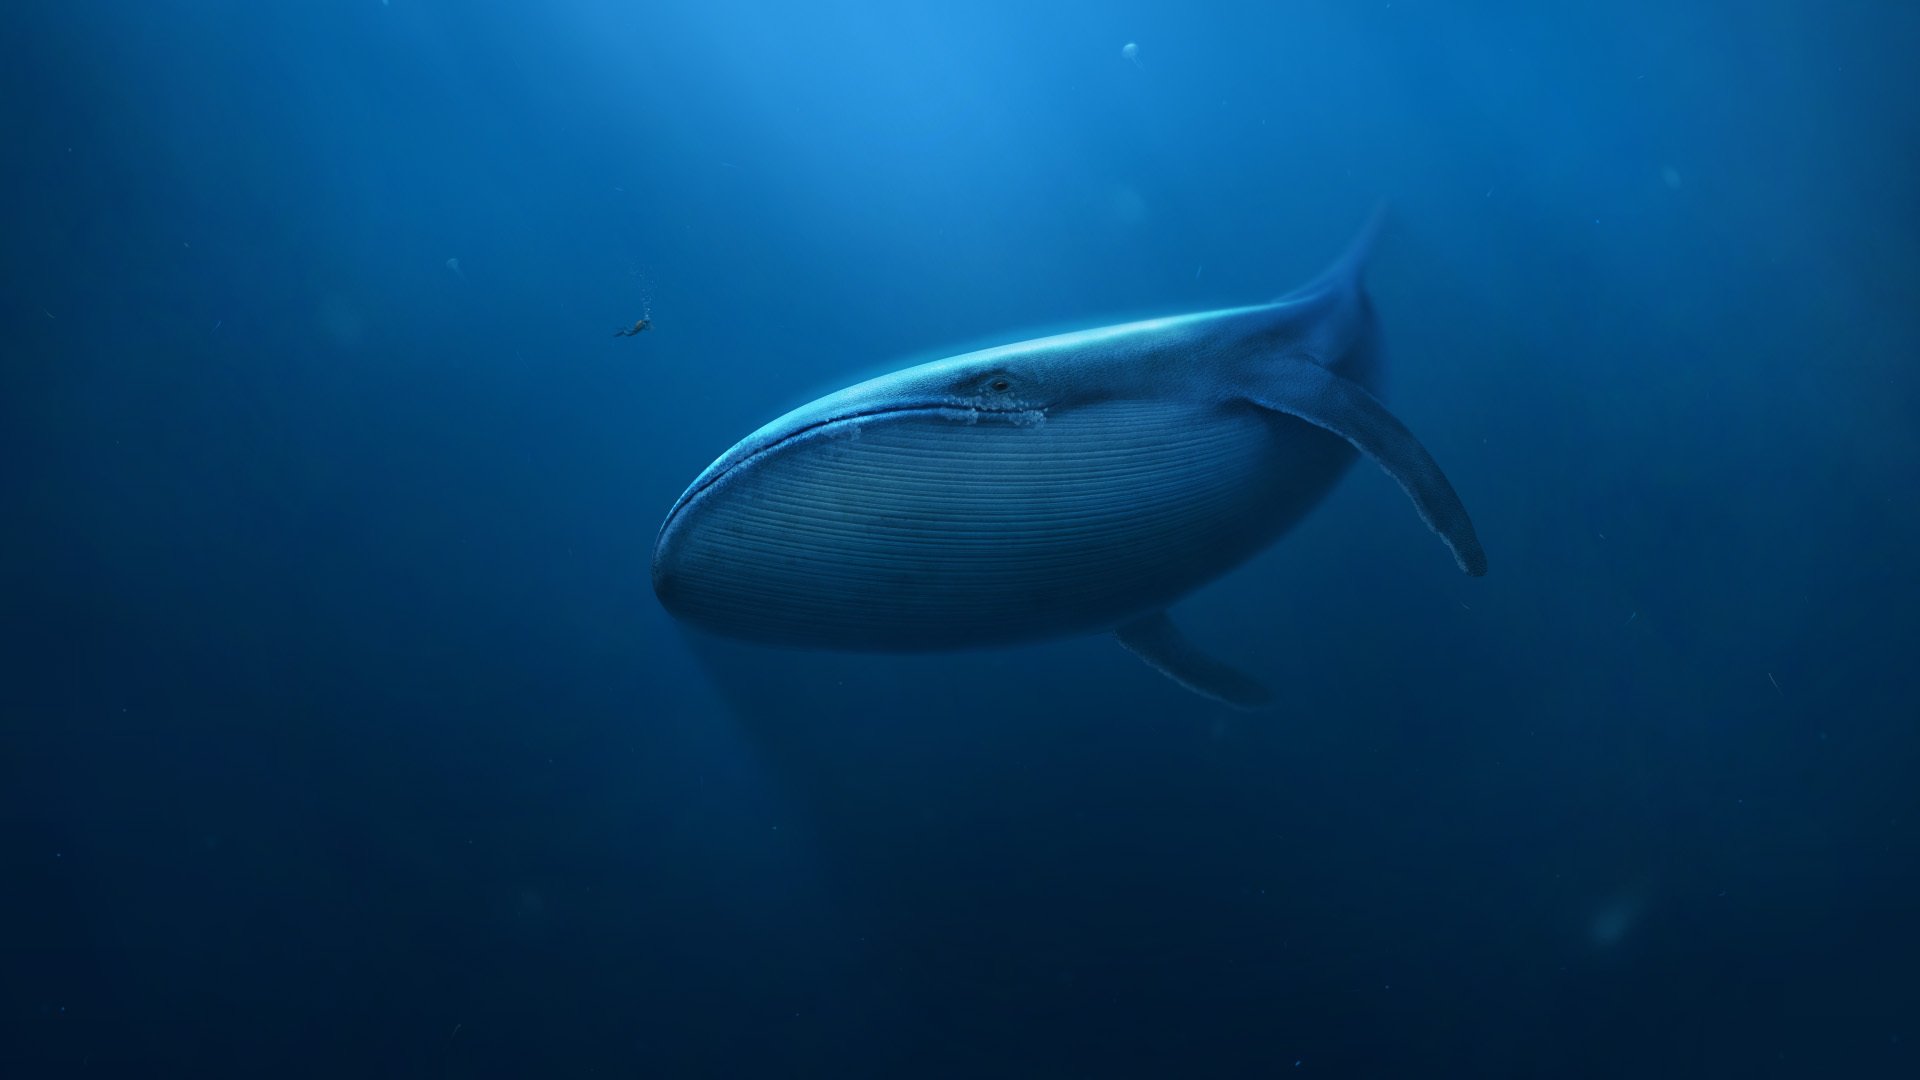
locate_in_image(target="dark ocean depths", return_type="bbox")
[4,1,1917,1076]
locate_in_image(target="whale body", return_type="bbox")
[652,216,1485,706]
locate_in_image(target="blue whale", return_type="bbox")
[652,216,1485,707]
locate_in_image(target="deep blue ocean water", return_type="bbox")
[4,1,1917,1076]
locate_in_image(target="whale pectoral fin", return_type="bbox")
[1116,611,1274,710]
[1243,360,1488,577]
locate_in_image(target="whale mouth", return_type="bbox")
[656,400,1046,554]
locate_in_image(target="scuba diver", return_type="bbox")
[613,317,651,337]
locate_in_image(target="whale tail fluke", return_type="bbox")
[1279,202,1389,305]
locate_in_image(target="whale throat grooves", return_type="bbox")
[651,400,1336,649]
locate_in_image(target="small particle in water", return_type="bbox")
[445,257,464,280]
[1625,611,1637,626]
[1121,42,1141,68]
[1195,264,1203,279]
[1768,672,1782,696]
[1661,166,1682,189]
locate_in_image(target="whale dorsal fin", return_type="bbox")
[1116,611,1273,710]
[1243,358,1487,576]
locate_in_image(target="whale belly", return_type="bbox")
[652,399,1353,650]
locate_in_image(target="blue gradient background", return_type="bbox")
[4,1,1917,1075]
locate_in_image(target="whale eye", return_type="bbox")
[989,377,1011,393]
